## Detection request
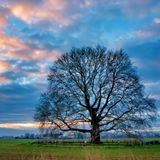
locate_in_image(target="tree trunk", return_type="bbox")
[91,109,100,144]
[91,123,100,144]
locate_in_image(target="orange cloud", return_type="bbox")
[0,122,55,129]
[32,49,61,60]
[0,15,8,27]
[11,3,33,23]
[6,0,78,27]
[4,50,30,60]
[37,0,71,27]
[11,49,61,61]
[0,60,12,73]
[0,31,31,61]
[15,50,62,85]
[0,32,27,50]
[0,30,62,61]
[0,122,39,129]
[0,76,11,83]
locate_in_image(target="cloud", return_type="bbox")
[154,18,160,24]
[0,31,27,55]
[0,29,62,62]
[1,0,159,54]
[0,76,11,84]
[0,122,39,129]
[134,30,155,39]
[143,81,160,98]
[0,83,43,123]
[132,23,160,40]
[1,0,81,28]
[0,83,40,104]
[0,6,11,27]
[78,0,160,19]
[6,49,61,61]
[116,0,160,18]
[144,81,160,88]
[149,95,160,100]
[0,60,12,73]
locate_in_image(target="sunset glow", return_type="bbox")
[0,122,39,129]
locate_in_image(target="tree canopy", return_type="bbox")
[35,46,157,144]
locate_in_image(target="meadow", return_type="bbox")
[0,139,160,160]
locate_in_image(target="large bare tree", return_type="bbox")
[35,46,157,144]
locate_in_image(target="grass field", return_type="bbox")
[0,139,160,160]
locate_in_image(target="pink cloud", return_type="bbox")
[0,32,27,50]
[0,30,62,61]
[0,76,11,84]
[3,0,80,27]
[0,30,62,86]
[0,60,12,73]
[131,20,160,40]
[31,49,61,61]
[134,30,155,39]
[0,6,11,27]
[9,49,61,61]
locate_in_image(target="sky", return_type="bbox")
[0,0,160,136]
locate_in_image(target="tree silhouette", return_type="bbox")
[35,46,157,144]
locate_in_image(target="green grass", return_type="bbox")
[0,139,160,160]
